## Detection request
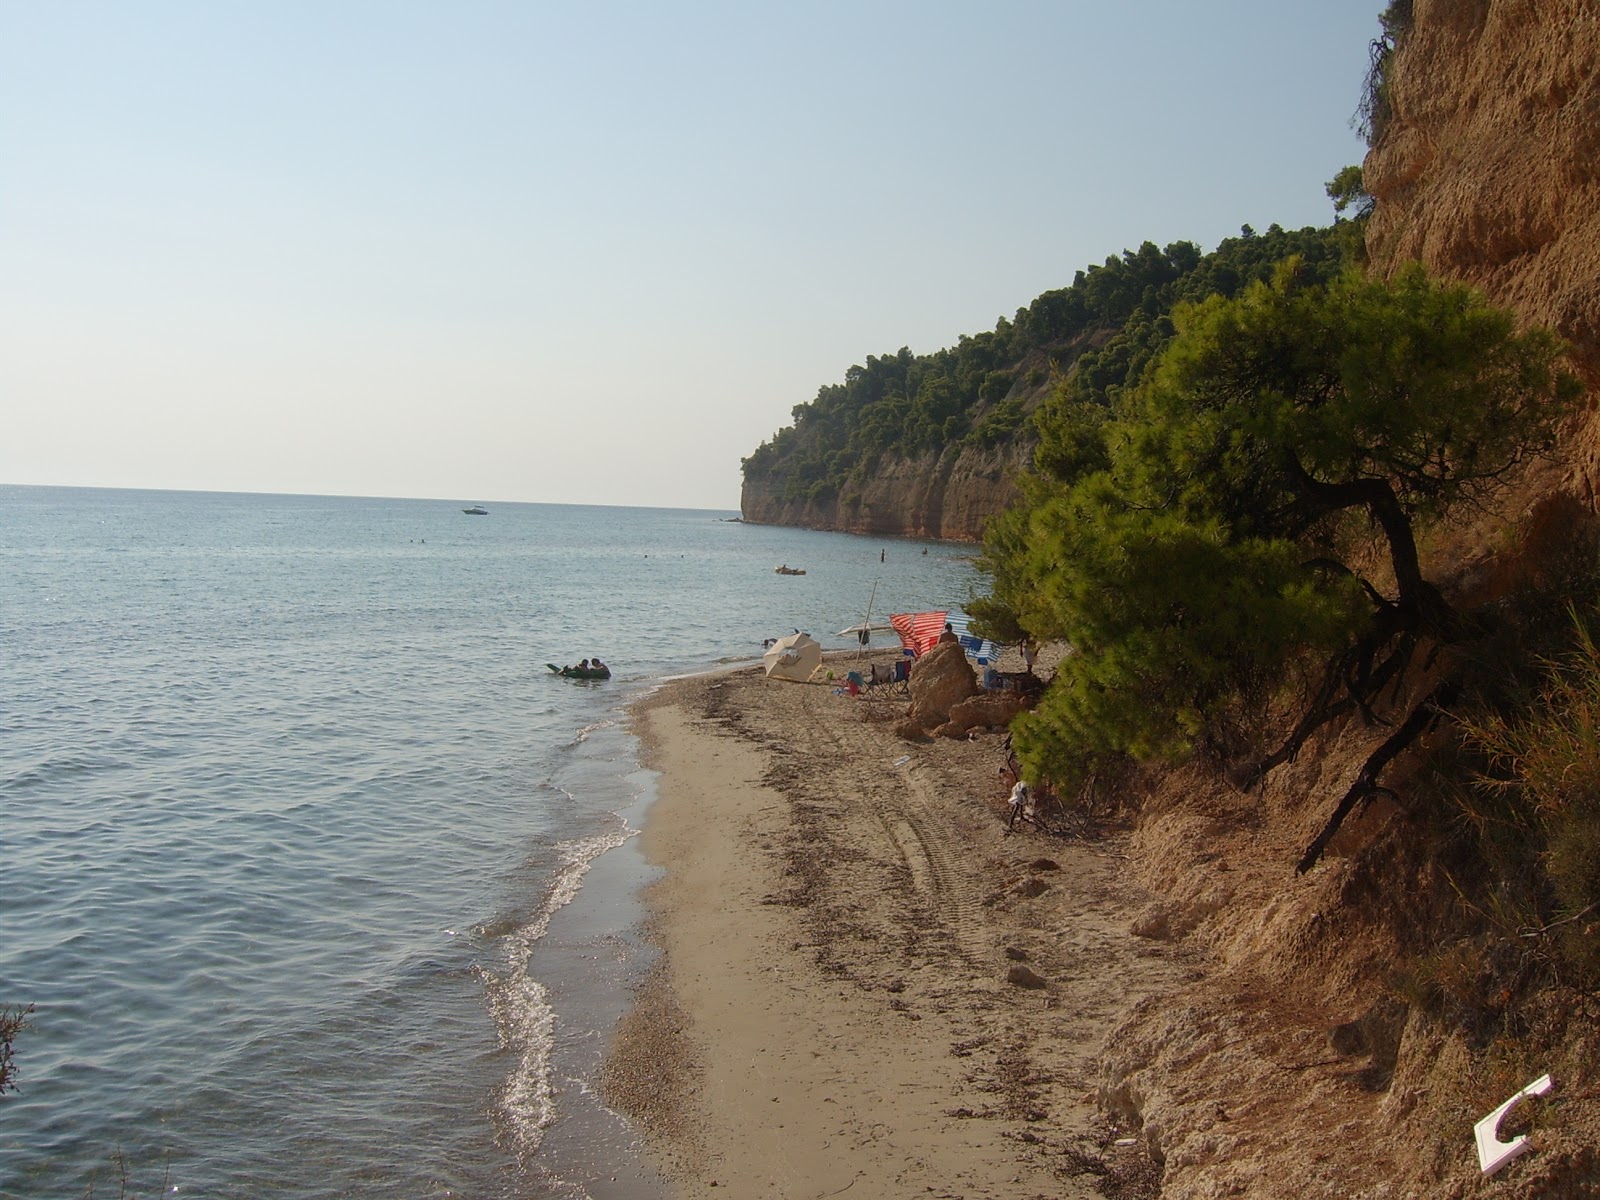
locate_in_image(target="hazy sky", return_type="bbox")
[1,2,1380,511]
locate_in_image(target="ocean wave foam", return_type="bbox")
[491,821,636,1159]
[565,718,618,747]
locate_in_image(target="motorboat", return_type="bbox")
[774,565,806,575]
[462,505,488,515]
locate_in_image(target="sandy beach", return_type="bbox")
[604,654,1189,1199]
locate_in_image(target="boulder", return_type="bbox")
[906,640,979,731]
[938,689,1028,738]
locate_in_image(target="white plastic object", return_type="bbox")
[1474,1073,1554,1176]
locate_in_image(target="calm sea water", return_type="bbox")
[0,486,978,1199]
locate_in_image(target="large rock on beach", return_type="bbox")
[938,690,1028,739]
[906,640,979,732]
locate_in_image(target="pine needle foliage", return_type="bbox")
[974,262,1581,793]
[744,225,1350,507]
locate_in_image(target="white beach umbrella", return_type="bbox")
[763,632,822,682]
[837,621,896,653]
[836,623,896,638]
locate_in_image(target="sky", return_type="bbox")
[1,2,1381,512]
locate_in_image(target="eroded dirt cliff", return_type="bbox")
[1365,0,1600,501]
[1097,4,1600,1196]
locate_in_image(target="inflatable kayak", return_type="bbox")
[547,662,611,680]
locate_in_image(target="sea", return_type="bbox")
[0,485,980,1199]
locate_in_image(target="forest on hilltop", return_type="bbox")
[741,219,1356,511]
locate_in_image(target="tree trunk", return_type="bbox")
[1295,681,1457,874]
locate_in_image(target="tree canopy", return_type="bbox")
[972,262,1581,861]
[742,224,1352,507]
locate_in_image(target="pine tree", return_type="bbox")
[975,262,1581,865]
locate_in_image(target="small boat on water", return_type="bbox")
[462,505,488,515]
[547,662,611,680]
[775,565,806,575]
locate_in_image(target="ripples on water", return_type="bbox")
[0,486,976,1197]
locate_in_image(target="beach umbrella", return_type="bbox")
[836,622,896,640]
[763,631,822,682]
[838,578,895,650]
[890,610,948,657]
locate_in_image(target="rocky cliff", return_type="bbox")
[739,439,1032,542]
[1364,0,1600,495]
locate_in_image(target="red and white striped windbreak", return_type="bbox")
[889,610,947,657]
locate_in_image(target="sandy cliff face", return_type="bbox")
[1095,7,1600,1195]
[740,440,1031,542]
[1365,0,1600,496]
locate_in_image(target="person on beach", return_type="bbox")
[1021,638,1037,676]
[1007,778,1030,830]
[938,622,958,645]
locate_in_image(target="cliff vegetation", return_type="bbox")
[966,1,1600,1194]
[740,224,1353,540]
[740,1,1600,1191]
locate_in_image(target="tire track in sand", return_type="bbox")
[789,687,994,969]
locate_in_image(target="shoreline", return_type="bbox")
[602,653,1187,1198]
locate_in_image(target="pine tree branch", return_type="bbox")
[1296,682,1458,874]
